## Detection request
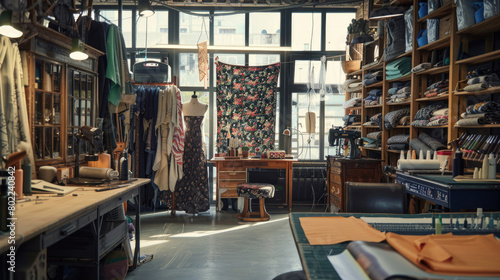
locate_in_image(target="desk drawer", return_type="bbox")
[219,180,246,189]
[221,161,245,168]
[219,166,247,172]
[219,171,247,180]
[42,210,97,249]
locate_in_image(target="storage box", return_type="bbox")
[266,150,286,159]
[439,14,452,38]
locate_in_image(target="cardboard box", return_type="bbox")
[439,14,452,38]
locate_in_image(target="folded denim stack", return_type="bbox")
[423,80,449,98]
[363,131,382,148]
[464,73,500,91]
[456,101,500,126]
[364,89,383,106]
[411,62,432,73]
[411,103,447,127]
[386,57,412,80]
[362,71,383,86]
[342,97,362,109]
[385,108,410,129]
[387,134,410,151]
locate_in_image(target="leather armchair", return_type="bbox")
[345,182,407,214]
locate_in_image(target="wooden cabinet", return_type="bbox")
[326,156,382,212]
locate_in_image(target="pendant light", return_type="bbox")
[138,0,155,18]
[369,0,404,19]
[0,11,23,38]
[70,37,88,61]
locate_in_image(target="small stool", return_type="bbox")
[237,183,275,222]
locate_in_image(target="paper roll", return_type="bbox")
[79,167,119,180]
[397,159,441,170]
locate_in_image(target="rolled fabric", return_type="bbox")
[80,167,119,180]
[409,138,433,157]
[388,143,409,150]
[432,108,449,116]
[397,159,441,170]
[427,119,448,126]
[466,101,500,114]
[418,133,446,151]
[367,131,382,140]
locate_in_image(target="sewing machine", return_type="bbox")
[328,127,362,159]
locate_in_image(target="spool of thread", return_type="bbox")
[397,159,441,170]
[400,150,405,160]
[22,163,32,195]
[79,167,119,180]
[14,169,23,199]
[433,151,437,160]
[473,167,479,179]
[482,156,489,179]
[407,150,412,160]
[426,150,431,160]
[452,151,464,177]
[488,153,496,179]
[39,166,58,182]
[419,150,424,160]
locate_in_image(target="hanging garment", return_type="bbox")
[174,116,209,214]
[0,36,35,167]
[216,61,280,154]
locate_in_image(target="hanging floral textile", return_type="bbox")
[197,41,209,89]
[215,61,280,154]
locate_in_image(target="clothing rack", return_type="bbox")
[132,77,179,216]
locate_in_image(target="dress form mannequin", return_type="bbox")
[183,92,208,116]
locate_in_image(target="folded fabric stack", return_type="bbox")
[385,108,410,129]
[343,79,363,93]
[456,101,500,126]
[423,80,448,98]
[464,73,500,92]
[363,131,382,148]
[368,113,383,130]
[411,62,432,73]
[363,71,383,86]
[387,134,410,150]
[342,97,361,109]
[409,133,446,158]
[342,114,361,126]
[386,57,412,80]
[387,82,411,104]
[427,108,449,126]
[364,89,383,106]
[411,103,446,127]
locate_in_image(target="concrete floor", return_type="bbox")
[125,205,306,280]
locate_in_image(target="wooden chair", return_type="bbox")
[237,183,275,222]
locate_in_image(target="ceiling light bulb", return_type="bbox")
[0,11,23,38]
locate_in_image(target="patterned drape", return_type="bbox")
[216,62,280,154]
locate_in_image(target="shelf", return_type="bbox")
[416,94,449,102]
[387,149,406,154]
[362,63,384,72]
[455,124,500,128]
[456,49,500,65]
[417,35,451,51]
[347,69,363,76]
[365,81,383,88]
[454,87,500,96]
[418,3,453,22]
[387,101,411,106]
[346,125,361,129]
[415,125,448,129]
[457,13,500,36]
[363,147,382,152]
[387,74,411,82]
[363,125,380,129]
[391,0,413,5]
[415,65,449,76]
[365,104,383,109]
[345,106,362,111]
[392,125,410,129]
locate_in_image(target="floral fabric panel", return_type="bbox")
[237,183,275,199]
[216,61,280,154]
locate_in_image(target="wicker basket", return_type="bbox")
[341,60,362,74]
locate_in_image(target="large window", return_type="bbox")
[249,12,280,47]
[326,12,355,51]
[137,11,169,48]
[179,53,203,87]
[179,13,210,45]
[292,13,321,51]
[214,12,245,46]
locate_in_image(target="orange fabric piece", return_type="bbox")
[386,232,500,276]
[299,216,386,245]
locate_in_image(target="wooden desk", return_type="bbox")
[289,212,500,280]
[0,178,150,279]
[396,172,500,211]
[210,158,297,211]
